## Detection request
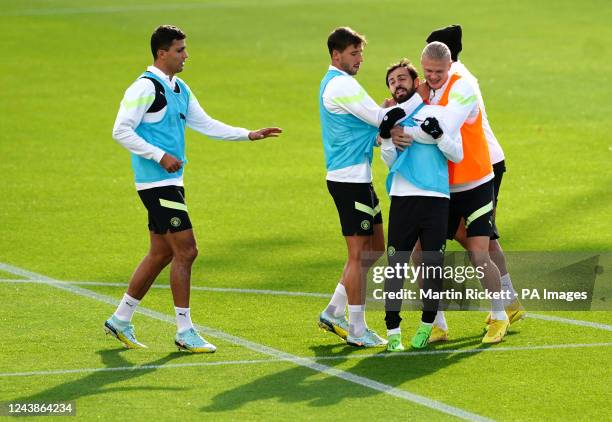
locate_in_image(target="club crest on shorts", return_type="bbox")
[170,217,182,227]
[360,220,370,230]
[387,246,396,257]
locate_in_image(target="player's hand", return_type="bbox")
[249,127,283,140]
[381,98,397,108]
[391,126,413,151]
[379,107,406,138]
[420,117,443,139]
[417,80,430,101]
[160,153,183,173]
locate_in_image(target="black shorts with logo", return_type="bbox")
[137,185,193,234]
[387,195,449,256]
[327,180,382,236]
[490,160,506,240]
[447,180,495,240]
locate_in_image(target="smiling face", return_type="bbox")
[387,66,419,103]
[332,43,364,76]
[421,55,451,90]
[157,39,188,76]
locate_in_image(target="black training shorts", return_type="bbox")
[137,185,193,234]
[327,180,382,236]
[447,180,495,240]
[387,195,449,256]
[490,160,506,240]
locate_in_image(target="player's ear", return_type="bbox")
[414,78,420,89]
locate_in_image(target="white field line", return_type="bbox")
[0,278,328,298]
[0,279,481,311]
[0,263,492,422]
[2,277,611,331]
[2,342,611,379]
[525,313,612,331]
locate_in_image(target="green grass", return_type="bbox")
[1,0,611,420]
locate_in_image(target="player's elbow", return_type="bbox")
[112,126,122,141]
[112,124,130,143]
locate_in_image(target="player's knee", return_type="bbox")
[468,251,491,268]
[186,246,199,262]
[347,248,362,262]
[175,245,198,263]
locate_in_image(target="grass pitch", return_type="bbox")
[1,0,611,420]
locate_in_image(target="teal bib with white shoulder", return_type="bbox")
[132,71,190,183]
[386,104,449,195]
[319,70,378,171]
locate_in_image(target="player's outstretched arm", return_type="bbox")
[248,127,283,140]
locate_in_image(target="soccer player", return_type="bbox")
[105,25,281,352]
[393,42,509,343]
[380,59,463,351]
[317,27,423,347]
[424,25,525,338]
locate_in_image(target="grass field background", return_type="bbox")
[1,0,611,420]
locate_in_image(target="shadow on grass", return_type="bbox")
[201,329,509,413]
[10,348,188,403]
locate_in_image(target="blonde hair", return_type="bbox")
[421,41,451,62]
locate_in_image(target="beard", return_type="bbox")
[341,63,358,76]
[392,87,416,104]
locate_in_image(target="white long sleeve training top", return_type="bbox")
[112,65,251,190]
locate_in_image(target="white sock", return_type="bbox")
[500,273,518,306]
[491,298,508,321]
[387,327,401,336]
[175,307,194,333]
[348,304,367,337]
[433,311,448,331]
[325,283,347,317]
[113,293,140,322]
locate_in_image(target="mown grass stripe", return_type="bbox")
[0,262,493,422]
